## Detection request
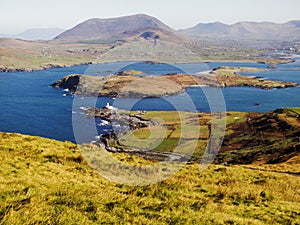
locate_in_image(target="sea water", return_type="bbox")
[0,61,299,143]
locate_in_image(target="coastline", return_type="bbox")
[79,107,300,164]
[0,62,93,73]
[0,57,295,73]
[50,67,298,99]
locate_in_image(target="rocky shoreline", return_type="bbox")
[85,106,157,130]
[0,54,296,73]
[0,62,93,73]
[82,106,300,164]
[83,106,191,162]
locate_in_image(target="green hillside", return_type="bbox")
[0,132,299,224]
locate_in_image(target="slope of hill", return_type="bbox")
[0,38,41,48]
[54,14,184,42]
[219,108,300,165]
[0,38,103,72]
[181,20,300,40]
[180,22,229,37]
[16,28,65,40]
[0,132,299,224]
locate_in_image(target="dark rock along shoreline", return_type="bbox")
[83,106,191,162]
[0,62,93,73]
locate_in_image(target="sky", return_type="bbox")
[1,0,300,34]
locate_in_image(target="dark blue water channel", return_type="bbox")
[0,60,299,143]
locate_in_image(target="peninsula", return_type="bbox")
[51,67,298,98]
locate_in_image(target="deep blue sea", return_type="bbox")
[0,60,299,143]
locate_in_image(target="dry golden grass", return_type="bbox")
[0,132,299,224]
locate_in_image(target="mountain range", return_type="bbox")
[2,14,300,41]
[180,21,300,40]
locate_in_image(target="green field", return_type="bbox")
[0,39,110,71]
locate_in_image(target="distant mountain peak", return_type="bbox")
[0,28,65,41]
[54,14,180,41]
[17,28,65,40]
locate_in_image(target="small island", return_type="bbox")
[51,67,298,98]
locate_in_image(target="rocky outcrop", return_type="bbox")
[84,107,190,162]
[140,31,160,40]
[85,107,157,131]
[50,74,81,92]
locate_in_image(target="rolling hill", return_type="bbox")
[54,14,184,42]
[181,20,300,40]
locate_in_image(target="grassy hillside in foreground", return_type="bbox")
[0,132,300,224]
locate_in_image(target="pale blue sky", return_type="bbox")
[1,0,300,33]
